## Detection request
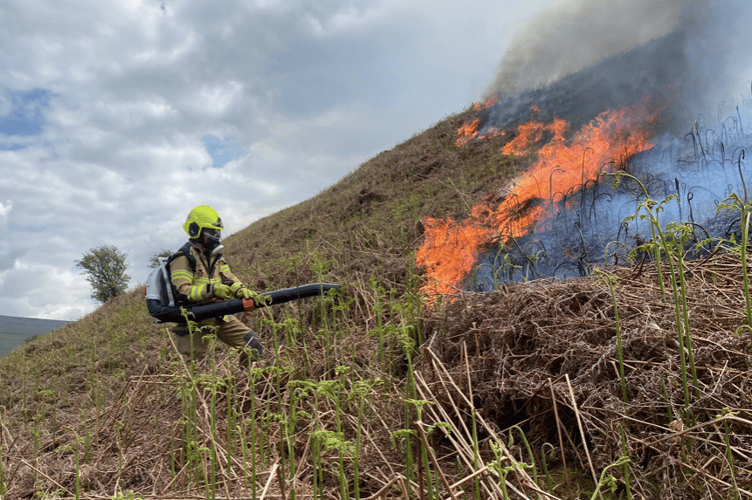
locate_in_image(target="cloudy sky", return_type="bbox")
[0,0,567,320]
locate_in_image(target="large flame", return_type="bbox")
[455,96,501,147]
[455,118,481,147]
[418,95,665,297]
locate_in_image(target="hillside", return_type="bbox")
[3,40,752,499]
[220,109,518,295]
[0,316,69,358]
[0,110,528,499]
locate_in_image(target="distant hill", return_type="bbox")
[0,315,68,358]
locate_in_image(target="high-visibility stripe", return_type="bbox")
[171,270,194,282]
[190,285,207,301]
[170,245,238,304]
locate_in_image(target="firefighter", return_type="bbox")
[170,204,263,364]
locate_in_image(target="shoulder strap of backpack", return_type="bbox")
[164,242,197,307]
[167,242,196,272]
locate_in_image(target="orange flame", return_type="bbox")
[419,95,665,298]
[456,118,481,147]
[456,96,501,146]
[501,118,568,156]
[473,95,499,111]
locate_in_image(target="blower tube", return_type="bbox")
[147,283,340,324]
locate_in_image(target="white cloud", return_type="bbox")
[0,260,95,320]
[0,0,562,320]
[0,200,11,228]
[189,81,245,117]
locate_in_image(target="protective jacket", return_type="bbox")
[170,242,243,305]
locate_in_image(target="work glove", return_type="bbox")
[212,283,234,300]
[229,281,254,300]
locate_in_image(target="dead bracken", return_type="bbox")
[422,252,752,498]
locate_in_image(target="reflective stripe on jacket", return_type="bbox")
[170,242,242,304]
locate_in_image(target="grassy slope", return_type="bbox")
[0,108,523,498]
[221,109,518,294]
[3,102,751,499]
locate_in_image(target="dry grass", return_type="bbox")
[220,109,521,297]
[3,252,752,499]
[423,252,752,498]
[2,105,752,500]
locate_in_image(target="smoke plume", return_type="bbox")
[417,0,752,295]
[485,0,752,125]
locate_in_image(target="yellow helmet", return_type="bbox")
[183,205,224,239]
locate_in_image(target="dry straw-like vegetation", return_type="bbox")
[3,252,752,499]
[3,96,752,499]
[424,252,752,498]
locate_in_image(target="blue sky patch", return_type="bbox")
[202,134,246,168]
[0,141,26,151]
[0,88,52,139]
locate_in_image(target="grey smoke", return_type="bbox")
[485,0,752,120]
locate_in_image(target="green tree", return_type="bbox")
[148,249,173,268]
[75,245,131,303]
